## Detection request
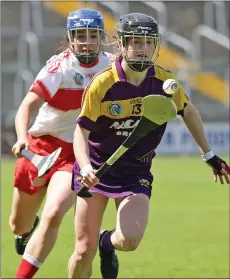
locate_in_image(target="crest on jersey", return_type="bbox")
[73,72,84,85]
[108,102,122,116]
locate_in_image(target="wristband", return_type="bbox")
[201,150,215,162]
[80,164,94,177]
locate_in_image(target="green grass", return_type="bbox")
[1,156,229,278]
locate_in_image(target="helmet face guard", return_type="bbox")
[67,9,104,65]
[117,14,161,72]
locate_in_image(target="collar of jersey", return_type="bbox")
[112,58,155,83]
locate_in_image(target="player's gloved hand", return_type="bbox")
[201,151,230,184]
[12,137,30,158]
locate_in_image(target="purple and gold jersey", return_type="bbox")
[73,59,189,198]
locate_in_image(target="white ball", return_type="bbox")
[163,79,179,95]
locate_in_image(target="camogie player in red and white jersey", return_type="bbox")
[10,9,113,278]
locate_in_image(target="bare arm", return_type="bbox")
[12,92,44,157]
[182,101,211,154]
[15,92,45,141]
[73,124,99,188]
[73,124,91,169]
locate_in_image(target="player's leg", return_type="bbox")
[26,170,75,259]
[9,179,47,256]
[99,193,149,279]
[112,193,149,250]
[15,170,75,278]
[9,153,48,235]
[9,188,46,236]
[68,193,108,278]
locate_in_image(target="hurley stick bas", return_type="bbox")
[21,147,62,180]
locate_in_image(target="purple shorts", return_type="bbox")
[71,162,153,199]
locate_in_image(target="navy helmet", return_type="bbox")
[67,9,105,64]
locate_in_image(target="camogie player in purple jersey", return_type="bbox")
[68,13,230,279]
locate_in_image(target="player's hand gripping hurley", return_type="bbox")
[77,95,177,198]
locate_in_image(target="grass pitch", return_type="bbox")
[1,156,229,278]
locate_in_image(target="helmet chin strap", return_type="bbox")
[75,53,99,65]
[124,55,153,72]
[127,60,152,72]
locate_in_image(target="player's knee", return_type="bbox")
[42,205,63,228]
[9,215,21,235]
[73,239,97,263]
[117,235,141,251]
[9,215,16,233]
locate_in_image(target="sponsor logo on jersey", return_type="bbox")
[110,119,140,130]
[73,72,84,85]
[110,119,140,137]
[108,102,122,116]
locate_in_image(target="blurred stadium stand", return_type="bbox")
[1,1,229,154]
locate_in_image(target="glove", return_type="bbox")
[201,151,230,184]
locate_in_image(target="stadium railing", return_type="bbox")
[1,1,229,117]
[1,1,229,155]
[204,1,229,36]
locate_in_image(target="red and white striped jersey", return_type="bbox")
[28,49,111,142]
